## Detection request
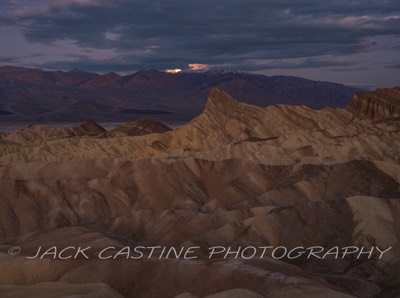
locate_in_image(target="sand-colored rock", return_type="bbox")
[0,88,399,167]
[346,196,399,251]
[0,87,399,297]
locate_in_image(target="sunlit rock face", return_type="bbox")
[0,88,399,298]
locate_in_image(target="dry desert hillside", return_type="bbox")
[0,87,400,298]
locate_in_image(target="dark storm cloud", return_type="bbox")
[39,60,145,73]
[0,54,19,63]
[0,0,399,72]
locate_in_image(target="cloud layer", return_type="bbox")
[0,0,399,86]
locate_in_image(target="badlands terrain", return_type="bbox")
[0,87,399,297]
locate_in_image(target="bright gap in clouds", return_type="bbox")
[165,69,182,73]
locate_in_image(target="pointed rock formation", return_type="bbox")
[204,87,241,116]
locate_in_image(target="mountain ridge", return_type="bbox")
[0,66,358,123]
[1,87,399,165]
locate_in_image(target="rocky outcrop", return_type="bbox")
[347,88,400,120]
[0,88,399,297]
[3,88,400,166]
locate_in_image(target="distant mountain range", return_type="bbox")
[0,66,357,123]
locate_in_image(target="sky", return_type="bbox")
[0,0,399,88]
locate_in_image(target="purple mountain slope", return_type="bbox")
[0,66,357,123]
